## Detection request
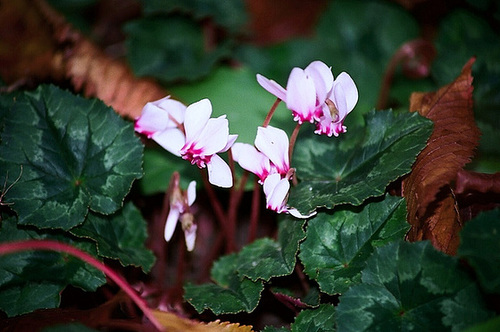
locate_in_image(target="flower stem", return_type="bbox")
[0,240,164,332]
[289,122,302,162]
[262,98,281,127]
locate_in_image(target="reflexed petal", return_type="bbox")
[156,96,187,125]
[304,61,334,103]
[220,134,238,152]
[232,142,270,181]
[332,83,349,120]
[193,116,229,155]
[286,68,317,122]
[256,74,287,101]
[135,102,171,136]
[152,128,185,156]
[207,154,233,188]
[335,72,358,113]
[263,174,290,213]
[288,208,317,219]
[187,181,196,206]
[184,99,212,142]
[255,126,289,174]
[184,224,197,251]
[164,208,180,242]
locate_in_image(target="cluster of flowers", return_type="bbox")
[135,60,358,250]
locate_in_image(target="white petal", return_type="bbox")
[156,97,187,125]
[232,142,270,180]
[285,68,317,121]
[288,208,317,219]
[304,61,334,102]
[184,99,212,142]
[220,134,238,153]
[263,174,290,213]
[207,154,233,188]
[152,128,186,157]
[256,74,287,101]
[193,116,229,155]
[184,224,197,251]
[332,83,349,121]
[255,126,289,174]
[335,72,358,113]
[135,102,171,136]
[164,208,180,242]
[187,181,196,206]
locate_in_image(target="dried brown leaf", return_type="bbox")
[403,58,480,252]
[152,310,254,332]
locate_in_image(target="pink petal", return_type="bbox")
[187,181,196,206]
[207,154,233,188]
[285,68,317,123]
[263,174,290,213]
[164,208,180,242]
[220,134,238,153]
[184,223,197,251]
[256,74,287,101]
[135,102,171,136]
[255,126,289,175]
[334,72,358,113]
[193,116,229,155]
[154,96,187,125]
[184,99,212,142]
[332,83,349,121]
[152,128,186,157]
[232,142,271,181]
[304,61,334,103]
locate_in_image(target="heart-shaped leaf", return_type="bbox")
[0,85,143,230]
[291,304,336,332]
[299,195,408,295]
[288,110,432,215]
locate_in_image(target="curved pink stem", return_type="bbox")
[0,240,164,331]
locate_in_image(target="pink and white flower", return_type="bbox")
[257,61,358,136]
[165,180,197,251]
[135,97,237,188]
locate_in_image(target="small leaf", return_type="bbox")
[0,218,106,317]
[288,109,432,216]
[184,254,264,315]
[336,241,493,332]
[70,202,155,273]
[458,209,500,294]
[0,85,143,230]
[237,216,306,281]
[291,304,336,332]
[299,195,408,295]
[403,58,480,253]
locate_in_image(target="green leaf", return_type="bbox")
[291,304,336,332]
[125,16,229,83]
[262,327,290,332]
[184,253,264,315]
[42,322,100,332]
[458,209,500,294]
[70,202,155,273]
[169,65,296,145]
[0,217,106,317]
[463,315,500,332]
[139,0,247,33]
[237,216,306,281]
[299,195,408,295]
[0,85,143,230]
[288,110,433,215]
[336,241,493,332]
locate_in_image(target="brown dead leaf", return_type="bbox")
[152,310,254,332]
[402,58,480,254]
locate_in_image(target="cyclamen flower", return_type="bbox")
[134,96,186,156]
[135,97,237,188]
[233,126,311,217]
[179,99,237,188]
[165,179,197,251]
[257,61,358,137]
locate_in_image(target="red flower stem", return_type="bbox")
[262,98,281,127]
[0,240,164,332]
[289,122,302,163]
[247,176,261,243]
[199,170,234,252]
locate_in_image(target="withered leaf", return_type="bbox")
[152,310,254,332]
[403,58,480,253]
